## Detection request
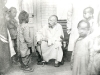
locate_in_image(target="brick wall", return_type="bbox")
[40,0,57,27]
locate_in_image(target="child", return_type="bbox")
[83,7,94,33]
[7,7,19,63]
[17,10,33,71]
[88,12,100,75]
[88,36,100,75]
[71,20,92,75]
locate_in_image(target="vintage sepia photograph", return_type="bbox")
[0,0,100,75]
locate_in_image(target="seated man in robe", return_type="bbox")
[36,15,64,67]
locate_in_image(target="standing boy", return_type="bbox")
[7,7,18,63]
[71,20,92,75]
[83,7,94,33]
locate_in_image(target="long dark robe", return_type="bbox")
[0,0,11,73]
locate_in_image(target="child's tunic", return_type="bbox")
[72,36,92,75]
[88,36,100,75]
[17,24,32,57]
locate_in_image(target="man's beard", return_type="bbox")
[48,23,52,28]
[48,23,56,28]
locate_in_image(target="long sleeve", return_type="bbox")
[36,28,44,42]
[88,38,94,62]
[36,29,44,42]
[92,37,100,54]
[23,26,32,43]
[36,26,47,42]
[7,19,18,39]
[70,48,75,70]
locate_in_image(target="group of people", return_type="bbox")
[0,0,65,74]
[71,7,100,75]
[1,0,100,75]
[0,0,34,74]
[36,15,64,67]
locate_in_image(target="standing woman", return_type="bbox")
[17,10,33,71]
[0,0,11,74]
